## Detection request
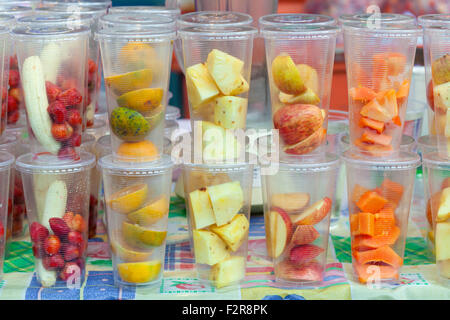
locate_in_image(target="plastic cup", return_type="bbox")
[403,99,425,146]
[96,14,176,163]
[261,14,339,157]
[261,154,339,285]
[183,161,253,289]
[12,24,89,162]
[109,5,180,18]
[16,151,95,288]
[417,135,439,158]
[342,150,420,284]
[98,154,173,287]
[419,15,450,160]
[95,134,110,229]
[339,14,420,157]
[0,17,12,137]
[422,152,450,284]
[0,151,14,281]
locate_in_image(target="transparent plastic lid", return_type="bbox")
[418,14,450,28]
[0,151,14,171]
[43,0,111,6]
[15,151,96,174]
[98,153,173,176]
[341,134,415,147]
[81,133,96,147]
[261,24,340,39]
[278,152,340,173]
[0,135,19,150]
[417,135,438,148]
[0,14,15,25]
[39,2,108,15]
[342,150,420,171]
[109,6,180,19]
[422,152,450,170]
[178,25,257,39]
[166,106,180,121]
[12,24,90,40]
[339,13,419,34]
[183,161,253,172]
[178,11,252,29]
[259,13,336,29]
[97,134,111,149]
[18,12,95,27]
[0,4,33,17]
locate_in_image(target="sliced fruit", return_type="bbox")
[359,117,385,134]
[210,256,245,288]
[356,191,388,214]
[110,107,150,142]
[279,88,320,106]
[201,121,241,162]
[270,192,310,214]
[353,245,403,269]
[145,106,164,128]
[352,225,400,251]
[354,138,393,156]
[186,63,220,109]
[107,183,148,214]
[396,79,410,104]
[360,131,392,147]
[119,42,159,71]
[127,195,169,227]
[272,54,306,95]
[207,181,244,226]
[441,177,450,190]
[117,260,161,283]
[284,128,326,155]
[213,96,247,129]
[374,203,396,236]
[229,75,249,96]
[210,214,249,252]
[376,179,404,207]
[431,54,450,85]
[116,88,164,114]
[350,87,377,103]
[206,49,245,96]
[290,225,320,246]
[360,97,392,123]
[266,207,293,259]
[436,221,450,262]
[296,64,319,94]
[386,52,406,76]
[289,244,324,265]
[185,170,231,194]
[291,197,332,226]
[122,221,167,249]
[350,212,375,237]
[437,187,450,222]
[353,261,399,284]
[188,188,215,230]
[116,140,159,162]
[433,82,450,112]
[276,259,323,282]
[105,69,153,96]
[111,239,152,262]
[193,229,229,265]
[351,184,369,204]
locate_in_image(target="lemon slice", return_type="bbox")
[117,260,161,283]
[105,69,153,96]
[111,239,153,263]
[107,183,148,214]
[127,195,169,226]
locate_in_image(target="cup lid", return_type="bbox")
[96,134,111,149]
[339,13,419,34]
[86,119,106,132]
[0,4,33,17]
[422,152,450,170]
[277,152,340,173]
[18,12,95,27]
[342,150,420,170]
[261,24,340,39]
[259,13,336,29]
[109,6,180,19]
[42,0,111,7]
[98,153,173,176]
[166,106,180,121]
[178,25,257,39]
[178,11,253,29]
[39,2,108,15]
[183,160,253,172]
[12,24,90,39]
[15,151,96,174]
[0,14,15,25]
[418,14,450,28]
[0,134,19,152]
[417,135,438,149]
[341,134,415,148]
[81,133,96,147]
[0,151,14,171]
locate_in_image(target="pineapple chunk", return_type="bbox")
[207,181,244,226]
[214,96,248,129]
[186,63,219,109]
[202,121,241,162]
[193,230,230,265]
[209,256,245,288]
[436,221,450,262]
[229,75,249,96]
[434,81,450,112]
[437,187,450,222]
[210,214,249,251]
[438,259,450,278]
[206,49,245,96]
[189,188,216,229]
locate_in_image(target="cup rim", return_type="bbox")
[15,151,96,174]
[417,134,439,149]
[178,25,257,39]
[341,150,420,170]
[109,5,180,18]
[182,161,253,171]
[18,12,96,26]
[178,11,253,29]
[277,152,341,172]
[0,4,33,16]
[418,14,450,28]
[81,133,96,148]
[260,24,340,38]
[422,152,450,169]
[38,2,108,15]
[0,14,15,25]
[0,151,15,171]
[339,13,420,35]
[98,153,173,176]
[0,134,19,150]
[259,13,336,28]
[12,24,90,38]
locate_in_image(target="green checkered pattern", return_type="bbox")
[331,235,436,265]
[3,241,34,273]
[169,196,186,218]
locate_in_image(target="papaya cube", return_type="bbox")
[356,191,388,213]
[376,179,404,207]
[350,212,375,237]
[351,184,369,204]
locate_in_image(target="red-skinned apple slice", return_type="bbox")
[291,197,332,225]
[276,259,323,282]
[289,244,324,265]
[270,192,310,213]
[291,225,320,245]
[266,207,293,259]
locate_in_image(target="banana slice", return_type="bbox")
[22,55,60,155]
[40,42,62,83]
[35,258,57,287]
[41,180,68,230]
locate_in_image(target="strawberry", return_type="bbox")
[57,88,82,107]
[46,81,62,102]
[32,242,45,259]
[69,132,82,148]
[63,244,80,261]
[7,95,18,113]
[0,221,4,238]
[8,70,20,88]
[2,87,6,100]
[47,100,67,124]
[67,109,82,127]
[9,55,18,69]
[67,231,83,246]
[43,254,65,270]
[63,212,74,229]
[289,244,324,265]
[13,204,25,218]
[71,214,86,232]
[44,235,61,255]
[49,217,71,238]
[7,110,19,124]
[59,262,79,281]
[88,59,97,74]
[30,222,49,243]
[51,122,73,141]
[58,146,79,161]
[1,102,6,118]
[9,87,22,103]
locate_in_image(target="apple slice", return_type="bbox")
[266,207,293,259]
[276,259,323,282]
[290,225,320,246]
[289,244,324,265]
[270,192,310,214]
[437,187,450,222]
[291,197,332,225]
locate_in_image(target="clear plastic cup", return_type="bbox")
[342,150,420,284]
[341,134,416,153]
[422,152,450,283]
[109,5,180,18]
[340,14,420,157]
[183,161,253,289]
[96,14,176,163]
[0,17,13,137]
[418,135,439,158]
[41,0,111,10]
[261,15,339,157]
[13,24,89,162]
[98,154,173,287]
[96,134,110,228]
[16,151,95,288]
[419,14,450,160]
[0,151,14,281]
[165,105,180,140]
[261,153,340,285]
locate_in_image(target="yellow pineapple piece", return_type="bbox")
[189,188,216,230]
[193,230,230,265]
[207,181,244,226]
[209,256,245,288]
[214,96,248,129]
[186,63,220,109]
[206,49,245,96]
[210,214,249,252]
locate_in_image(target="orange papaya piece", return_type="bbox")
[396,79,410,101]
[354,138,393,156]
[361,131,393,147]
[350,213,359,234]
[351,212,376,237]
[360,97,392,123]
[441,177,450,190]
[359,116,385,134]
[357,191,388,213]
[392,115,402,126]
[351,184,369,205]
[352,225,401,250]
[386,53,406,76]
[372,53,388,79]
[350,87,377,103]
[374,203,396,236]
[377,179,404,207]
[353,245,403,269]
[353,261,399,284]
[383,89,399,119]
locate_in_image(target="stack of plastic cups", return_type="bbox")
[0,4,33,130]
[0,152,14,282]
[0,15,14,137]
[13,23,97,289]
[259,14,340,286]
[96,14,176,288]
[340,13,421,285]
[419,14,450,285]
[36,4,108,131]
[95,134,110,231]
[178,16,257,290]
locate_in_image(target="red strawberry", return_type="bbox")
[46,81,62,102]
[0,221,4,238]
[291,225,320,246]
[69,132,82,147]
[9,87,22,103]
[88,59,97,74]
[32,242,46,259]
[59,262,79,281]
[58,146,79,161]
[30,222,49,243]
[67,109,82,127]
[289,244,324,265]
[44,235,61,255]
[9,55,18,69]
[7,110,19,124]
[7,95,18,112]
[57,88,82,107]
[63,244,80,261]
[277,259,324,282]
[71,214,86,232]
[43,254,65,270]
[67,231,83,246]
[63,212,74,229]
[47,100,67,124]
[49,217,71,238]
[13,204,25,218]
[51,122,73,141]
[1,102,6,118]
[8,70,20,88]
